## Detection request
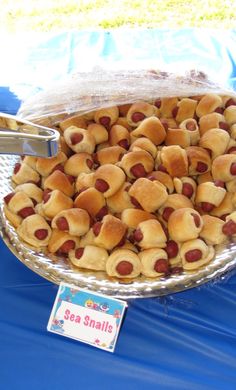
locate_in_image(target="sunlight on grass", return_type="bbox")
[1,0,236,32]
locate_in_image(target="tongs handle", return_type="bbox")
[0,112,60,158]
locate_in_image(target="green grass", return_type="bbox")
[1,0,236,32]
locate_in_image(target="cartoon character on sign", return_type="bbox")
[85,299,94,308]
[100,302,109,313]
[93,302,100,311]
[65,295,72,303]
[51,318,64,333]
[69,288,78,297]
[113,310,121,319]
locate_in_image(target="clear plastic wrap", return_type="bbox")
[17,68,236,123]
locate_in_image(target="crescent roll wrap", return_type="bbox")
[106,249,142,278]
[168,208,203,242]
[180,239,215,270]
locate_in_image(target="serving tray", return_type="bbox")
[0,154,236,299]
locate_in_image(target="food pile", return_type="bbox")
[3,93,236,279]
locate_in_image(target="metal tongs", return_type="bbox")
[0,112,60,158]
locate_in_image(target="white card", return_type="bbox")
[47,283,127,352]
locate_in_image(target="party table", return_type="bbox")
[0,29,236,390]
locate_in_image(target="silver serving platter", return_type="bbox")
[0,154,236,299]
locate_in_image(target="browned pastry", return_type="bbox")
[106,248,142,278]
[186,146,211,175]
[129,137,157,158]
[212,154,236,182]
[159,145,188,177]
[14,183,43,205]
[179,118,200,145]
[118,103,132,117]
[63,126,96,154]
[172,98,197,122]
[126,101,157,127]
[87,123,109,144]
[12,162,40,185]
[81,107,95,121]
[48,229,80,255]
[3,205,23,228]
[165,128,191,148]
[119,150,154,179]
[121,208,157,229]
[196,94,223,117]
[90,214,127,251]
[38,189,73,219]
[59,136,73,157]
[179,118,199,131]
[64,152,94,177]
[43,170,75,197]
[59,114,87,132]
[232,191,236,208]
[199,215,227,245]
[199,112,228,135]
[109,124,131,150]
[199,128,230,159]
[69,245,108,271]
[180,238,215,270]
[93,145,125,166]
[96,141,112,151]
[115,116,133,131]
[78,228,96,247]
[4,191,35,217]
[21,156,38,170]
[130,116,166,145]
[51,208,90,236]
[93,164,126,197]
[75,172,95,193]
[74,187,107,220]
[139,248,170,277]
[173,177,197,202]
[160,117,178,129]
[158,193,193,222]
[118,241,139,253]
[16,214,52,248]
[230,124,236,139]
[196,171,213,185]
[94,106,119,128]
[36,151,67,177]
[146,171,174,194]
[222,95,236,107]
[106,182,134,213]
[195,181,226,212]
[128,177,168,212]
[210,192,235,219]
[3,191,35,227]
[226,138,236,154]
[226,178,236,193]
[159,97,179,118]
[0,115,10,128]
[168,207,203,242]
[130,219,167,249]
[222,211,236,237]
[224,105,236,126]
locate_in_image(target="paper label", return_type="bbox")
[47,283,127,352]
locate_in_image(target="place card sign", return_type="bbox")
[47,283,127,352]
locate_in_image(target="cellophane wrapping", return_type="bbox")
[17,68,236,123]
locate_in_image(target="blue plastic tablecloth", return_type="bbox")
[0,29,236,390]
